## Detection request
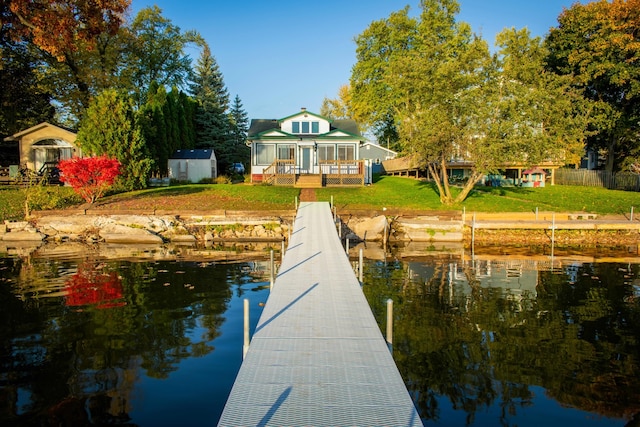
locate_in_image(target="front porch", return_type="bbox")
[261,159,365,187]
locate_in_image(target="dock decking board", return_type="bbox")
[218,201,422,426]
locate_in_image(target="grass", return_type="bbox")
[0,176,638,222]
[315,176,639,215]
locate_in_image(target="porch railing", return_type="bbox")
[263,159,295,185]
[320,160,365,186]
[262,159,365,186]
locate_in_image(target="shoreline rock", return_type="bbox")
[1,212,638,246]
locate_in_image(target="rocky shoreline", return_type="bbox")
[0,211,638,247]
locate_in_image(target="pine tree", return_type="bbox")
[189,45,232,170]
[228,94,250,166]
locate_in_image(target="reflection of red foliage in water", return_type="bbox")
[65,264,125,309]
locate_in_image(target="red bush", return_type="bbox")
[58,155,121,203]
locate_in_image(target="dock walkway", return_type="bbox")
[218,201,422,426]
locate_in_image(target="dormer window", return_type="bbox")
[291,121,320,134]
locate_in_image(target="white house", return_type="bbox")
[246,108,366,187]
[168,149,217,183]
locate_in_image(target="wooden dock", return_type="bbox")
[217,201,422,426]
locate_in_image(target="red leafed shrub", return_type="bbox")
[58,155,121,203]
[65,263,125,309]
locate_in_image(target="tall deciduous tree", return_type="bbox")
[124,6,204,105]
[320,85,352,120]
[5,0,130,122]
[76,89,152,190]
[545,0,640,172]
[5,0,129,61]
[0,4,55,138]
[351,0,587,205]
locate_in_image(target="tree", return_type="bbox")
[5,0,131,122]
[189,44,233,170]
[75,89,152,190]
[58,155,121,203]
[5,0,129,61]
[228,94,250,166]
[320,84,352,120]
[351,0,587,205]
[0,4,55,138]
[123,6,204,105]
[545,0,640,172]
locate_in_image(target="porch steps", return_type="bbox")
[294,174,323,188]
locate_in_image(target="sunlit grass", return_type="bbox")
[1,177,638,222]
[317,176,639,214]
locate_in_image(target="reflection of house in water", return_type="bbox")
[406,259,539,300]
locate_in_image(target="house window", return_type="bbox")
[338,144,355,161]
[277,144,295,160]
[311,122,319,133]
[292,122,300,133]
[317,145,335,162]
[301,122,309,133]
[256,143,275,164]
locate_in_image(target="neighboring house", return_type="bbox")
[359,142,397,175]
[168,149,217,183]
[247,108,366,187]
[3,122,81,173]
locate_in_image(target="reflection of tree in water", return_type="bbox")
[0,258,237,425]
[363,257,640,425]
[64,261,125,308]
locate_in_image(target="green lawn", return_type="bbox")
[1,177,638,222]
[316,176,639,215]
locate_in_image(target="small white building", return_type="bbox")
[168,149,217,183]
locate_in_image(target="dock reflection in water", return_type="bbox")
[0,241,639,426]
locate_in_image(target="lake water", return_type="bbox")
[1,242,639,426]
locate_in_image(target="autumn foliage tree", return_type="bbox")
[58,155,121,204]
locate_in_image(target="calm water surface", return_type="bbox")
[1,243,639,426]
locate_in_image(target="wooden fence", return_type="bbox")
[555,169,640,192]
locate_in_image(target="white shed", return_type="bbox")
[168,149,217,183]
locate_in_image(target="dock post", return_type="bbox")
[386,299,393,352]
[551,213,556,263]
[243,298,249,359]
[472,212,476,245]
[281,240,285,258]
[295,196,298,210]
[383,219,388,252]
[462,206,466,224]
[346,238,350,255]
[270,249,274,290]
[358,248,363,283]
[631,206,634,222]
[535,207,539,220]
[331,195,333,209]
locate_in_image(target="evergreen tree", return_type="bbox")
[139,82,168,176]
[189,45,232,171]
[76,89,153,190]
[228,94,250,166]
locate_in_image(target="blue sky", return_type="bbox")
[130,0,587,121]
